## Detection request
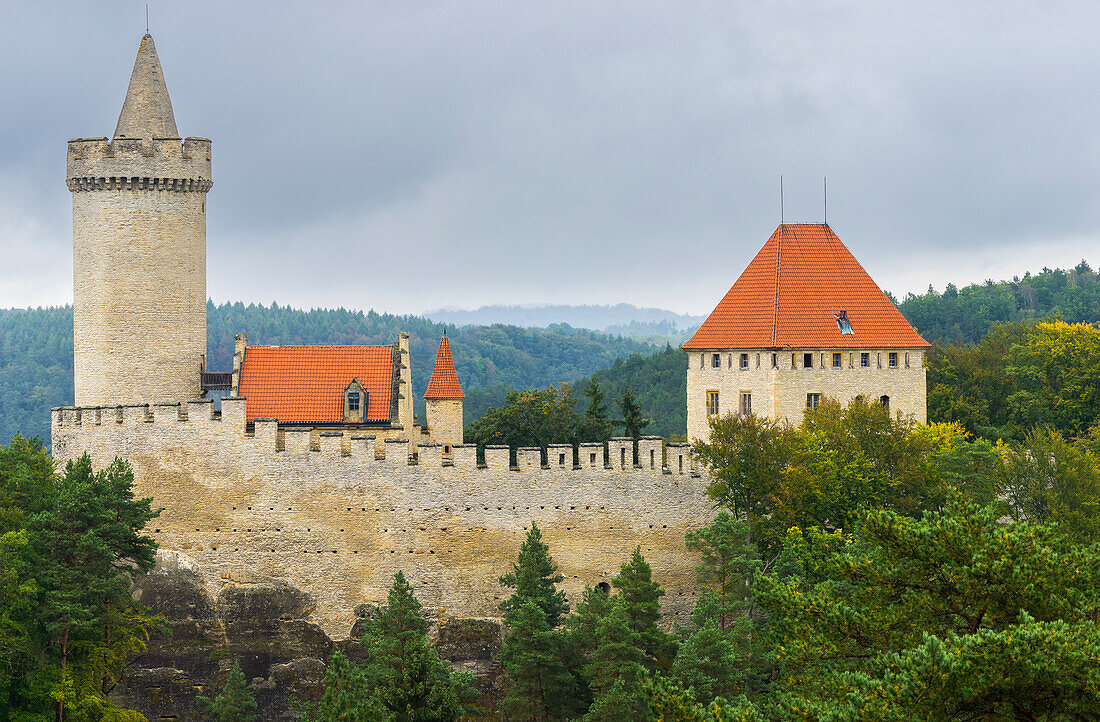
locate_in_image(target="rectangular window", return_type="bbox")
[905,352,910,368]
[803,353,814,369]
[806,393,821,410]
[347,392,360,411]
[706,391,720,416]
[832,352,842,368]
[772,353,778,368]
[791,353,796,369]
[700,354,705,369]
[590,452,597,465]
[861,352,870,368]
[712,353,721,369]
[739,392,751,415]
[889,352,898,368]
[739,353,749,370]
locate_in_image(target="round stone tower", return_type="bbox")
[67,34,212,407]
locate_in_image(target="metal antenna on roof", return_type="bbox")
[823,176,828,225]
[780,175,785,224]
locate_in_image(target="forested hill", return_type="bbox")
[0,302,658,445]
[897,260,1100,344]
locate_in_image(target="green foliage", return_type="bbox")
[929,320,1100,442]
[617,387,652,441]
[581,345,688,440]
[583,604,650,722]
[195,662,257,722]
[0,439,159,721]
[646,676,763,722]
[580,378,614,444]
[465,386,580,451]
[897,262,1100,345]
[755,497,1100,719]
[352,571,475,721]
[498,599,580,721]
[500,523,569,629]
[999,426,1100,543]
[301,651,392,722]
[612,548,676,670]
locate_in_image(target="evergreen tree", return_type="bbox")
[612,547,676,669]
[195,661,258,722]
[498,599,580,721]
[683,513,760,632]
[580,378,614,442]
[358,572,475,721]
[583,603,650,722]
[565,584,613,657]
[617,386,652,441]
[301,651,391,722]
[29,454,159,721]
[500,523,569,628]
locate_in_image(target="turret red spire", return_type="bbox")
[424,336,464,399]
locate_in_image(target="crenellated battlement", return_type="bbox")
[52,398,697,476]
[52,396,711,638]
[66,136,212,192]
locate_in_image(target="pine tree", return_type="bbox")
[498,599,580,721]
[195,662,258,722]
[612,547,676,669]
[617,387,651,440]
[500,523,569,628]
[583,603,650,722]
[581,378,614,443]
[357,572,475,721]
[565,584,613,657]
[684,512,760,632]
[301,651,390,722]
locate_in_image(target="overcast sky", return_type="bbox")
[2,1,1098,316]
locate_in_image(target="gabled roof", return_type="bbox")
[114,34,179,140]
[424,336,464,399]
[238,345,393,423]
[683,224,929,350]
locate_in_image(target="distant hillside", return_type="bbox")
[897,260,1100,345]
[463,345,689,440]
[0,303,657,445]
[423,303,704,335]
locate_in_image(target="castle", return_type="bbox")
[52,35,927,639]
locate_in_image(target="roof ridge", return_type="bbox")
[771,225,782,347]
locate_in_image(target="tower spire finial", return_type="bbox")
[146,4,149,34]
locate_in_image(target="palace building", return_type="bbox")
[683,223,929,441]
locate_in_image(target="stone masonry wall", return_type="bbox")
[426,399,464,447]
[686,348,927,442]
[52,399,711,639]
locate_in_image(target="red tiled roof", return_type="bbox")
[684,224,930,350]
[424,336,464,399]
[238,345,393,423]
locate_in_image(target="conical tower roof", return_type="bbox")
[684,224,929,350]
[114,34,179,139]
[424,336,465,399]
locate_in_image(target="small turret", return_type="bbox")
[424,333,465,449]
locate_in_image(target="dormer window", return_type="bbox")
[835,310,854,335]
[343,379,366,423]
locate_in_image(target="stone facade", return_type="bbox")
[52,401,709,639]
[686,347,927,441]
[67,137,211,407]
[426,399,464,448]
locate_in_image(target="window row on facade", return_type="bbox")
[705,390,891,417]
[698,350,917,371]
